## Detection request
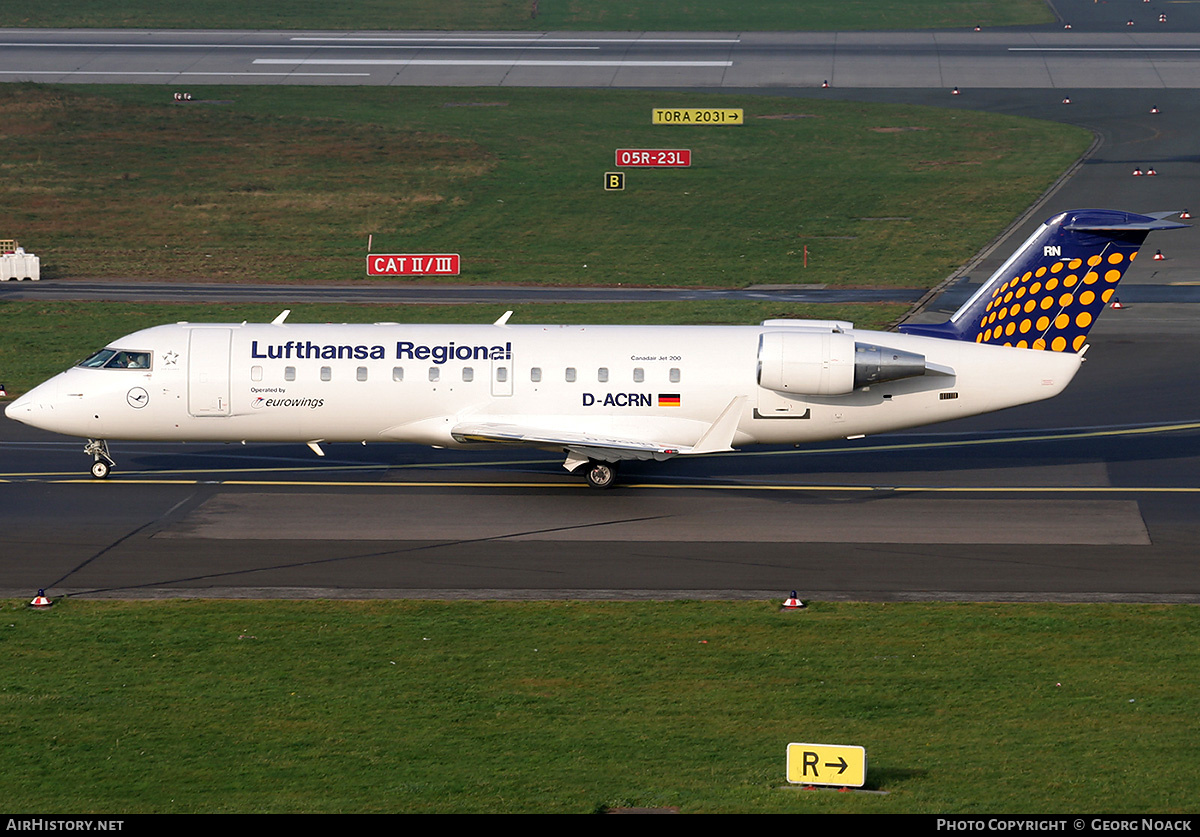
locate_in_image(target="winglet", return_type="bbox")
[272,309,291,325]
[688,396,746,454]
[494,311,513,326]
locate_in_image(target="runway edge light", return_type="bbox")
[787,743,867,788]
[29,589,52,609]
[781,591,805,611]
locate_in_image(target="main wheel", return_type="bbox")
[584,460,618,489]
[90,460,110,479]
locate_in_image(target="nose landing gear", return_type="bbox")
[84,439,114,479]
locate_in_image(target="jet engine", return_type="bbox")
[757,330,927,396]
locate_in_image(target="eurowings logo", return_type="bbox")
[252,397,325,410]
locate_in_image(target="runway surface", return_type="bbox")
[4,5,1200,602]
[3,19,1200,89]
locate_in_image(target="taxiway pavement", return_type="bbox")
[3,4,1200,602]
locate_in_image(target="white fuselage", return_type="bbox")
[6,320,1083,457]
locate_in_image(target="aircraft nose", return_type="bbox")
[5,390,35,422]
[4,381,52,426]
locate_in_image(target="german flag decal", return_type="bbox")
[658,393,681,407]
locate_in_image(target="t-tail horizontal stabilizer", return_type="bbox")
[899,209,1187,352]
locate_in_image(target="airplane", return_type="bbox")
[4,209,1184,488]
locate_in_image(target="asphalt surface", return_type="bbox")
[2,13,1200,89]
[4,5,1200,603]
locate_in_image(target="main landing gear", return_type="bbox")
[584,459,619,489]
[85,439,114,479]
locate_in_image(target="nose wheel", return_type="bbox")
[84,439,114,479]
[584,459,619,489]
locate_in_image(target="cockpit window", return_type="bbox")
[77,349,151,370]
[78,349,117,368]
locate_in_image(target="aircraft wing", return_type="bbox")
[450,422,683,464]
[450,397,746,471]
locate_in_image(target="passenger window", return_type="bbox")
[429,367,440,382]
[530,367,542,383]
[670,368,681,383]
[496,367,508,383]
[251,366,263,382]
[565,367,576,383]
[321,366,331,382]
[598,367,609,383]
[463,367,474,382]
[392,367,404,382]
[285,366,296,382]
[357,367,368,382]
[633,368,644,383]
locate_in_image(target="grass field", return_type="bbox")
[2,599,1196,813]
[0,300,907,396]
[1,84,1090,287]
[3,1,1056,32]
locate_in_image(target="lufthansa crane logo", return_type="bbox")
[126,388,149,409]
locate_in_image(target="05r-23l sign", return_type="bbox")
[615,149,691,167]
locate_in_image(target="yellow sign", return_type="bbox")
[652,108,743,125]
[786,743,867,787]
[604,171,625,191]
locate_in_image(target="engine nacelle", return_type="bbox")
[757,331,926,396]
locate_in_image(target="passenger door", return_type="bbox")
[188,328,232,416]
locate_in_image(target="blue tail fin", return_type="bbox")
[899,209,1186,352]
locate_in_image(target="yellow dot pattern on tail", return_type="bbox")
[899,210,1187,351]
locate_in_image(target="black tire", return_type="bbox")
[585,460,618,489]
[90,460,110,479]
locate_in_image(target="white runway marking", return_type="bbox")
[254,58,733,67]
[0,70,371,77]
[289,37,741,44]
